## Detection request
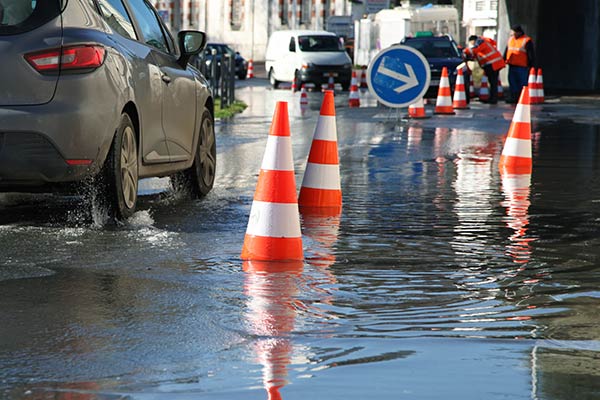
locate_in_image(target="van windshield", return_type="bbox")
[298,35,343,52]
[0,0,61,35]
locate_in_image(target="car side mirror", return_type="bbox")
[177,30,207,68]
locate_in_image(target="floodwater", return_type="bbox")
[2,82,600,399]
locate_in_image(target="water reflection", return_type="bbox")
[501,173,535,264]
[243,261,304,400]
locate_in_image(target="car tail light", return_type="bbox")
[25,45,106,73]
[65,159,92,166]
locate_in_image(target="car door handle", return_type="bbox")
[161,74,171,84]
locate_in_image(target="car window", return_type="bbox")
[127,0,169,53]
[0,0,61,35]
[96,0,136,40]
[298,35,343,52]
[404,39,460,58]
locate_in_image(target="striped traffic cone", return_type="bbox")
[452,68,469,109]
[434,67,455,114]
[528,67,539,104]
[479,75,490,102]
[499,87,532,175]
[291,79,297,92]
[536,68,545,104]
[241,101,303,261]
[247,59,254,79]
[348,71,360,107]
[469,73,476,100]
[300,84,308,111]
[298,90,342,212]
[498,77,504,99]
[360,67,368,89]
[408,97,427,119]
[327,75,335,91]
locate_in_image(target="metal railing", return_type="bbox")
[191,48,236,108]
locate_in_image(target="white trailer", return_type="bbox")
[354,5,459,66]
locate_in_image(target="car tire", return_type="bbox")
[268,68,280,89]
[171,109,216,198]
[98,113,139,221]
[238,71,247,80]
[293,70,302,92]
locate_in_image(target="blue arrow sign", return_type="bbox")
[367,45,431,108]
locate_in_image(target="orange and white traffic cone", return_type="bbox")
[291,79,297,92]
[536,68,545,104]
[452,68,469,109]
[241,101,303,261]
[360,66,368,89]
[499,87,532,175]
[300,84,308,111]
[479,74,490,102]
[247,59,254,79]
[298,90,342,213]
[528,67,539,104]
[434,66,455,114]
[469,73,476,100]
[408,97,427,119]
[326,75,335,91]
[348,71,360,107]
[498,77,504,99]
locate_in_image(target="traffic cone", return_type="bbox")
[499,87,532,175]
[452,68,469,109]
[300,84,308,111]
[536,68,545,104]
[241,101,303,261]
[247,59,254,79]
[291,79,297,92]
[469,73,476,99]
[298,90,342,212]
[348,71,360,107]
[360,66,368,89]
[327,75,335,91]
[434,66,455,114]
[479,74,490,102]
[498,77,504,99]
[408,97,427,119]
[528,67,539,104]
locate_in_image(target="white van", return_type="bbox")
[265,30,353,90]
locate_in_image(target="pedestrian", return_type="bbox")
[463,35,505,104]
[504,24,535,103]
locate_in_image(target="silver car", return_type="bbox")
[0,0,216,220]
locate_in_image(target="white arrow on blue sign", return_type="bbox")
[367,45,431,108]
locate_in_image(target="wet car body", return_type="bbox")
[400,34,467,98]
[0,0,215,219]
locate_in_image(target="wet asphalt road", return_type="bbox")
[3,78,600,399]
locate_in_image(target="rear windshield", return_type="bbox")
[403,39,461,59]
[298,35,343,52]
[0,0,62,35]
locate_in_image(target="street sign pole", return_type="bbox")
[367,45,431,108]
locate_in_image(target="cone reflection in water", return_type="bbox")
[501,173,534,264]
[298,90,342,211]
[301,207,341,270]
[241,101,303,261]
[499,87,532,175]
[243,260,303,400]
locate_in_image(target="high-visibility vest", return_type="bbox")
[466,37,505,71]
[506,35,532,67]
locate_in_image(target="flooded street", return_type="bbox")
[2,80,600,399]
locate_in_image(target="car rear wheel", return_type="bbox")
[171,109,216,198]
[96,113,138,221]
[269,68,280,89]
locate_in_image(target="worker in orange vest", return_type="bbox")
[504,24,536,103]
[463,35,505,104]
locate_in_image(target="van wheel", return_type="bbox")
[96,113,138,221]
[171,109,216,198]
[293,70,302,92]
[269,68,280,89]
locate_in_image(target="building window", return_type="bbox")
[231,0,243,30]
[490,0,498,11]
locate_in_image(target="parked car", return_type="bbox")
[201,42,248,80]
[0,0,216,220]
[400,33,468,98]
[265,30,353,90]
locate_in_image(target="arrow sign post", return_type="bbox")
[367,45,431,108]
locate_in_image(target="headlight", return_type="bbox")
[301,62,314,69]
[343,63,352,69]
